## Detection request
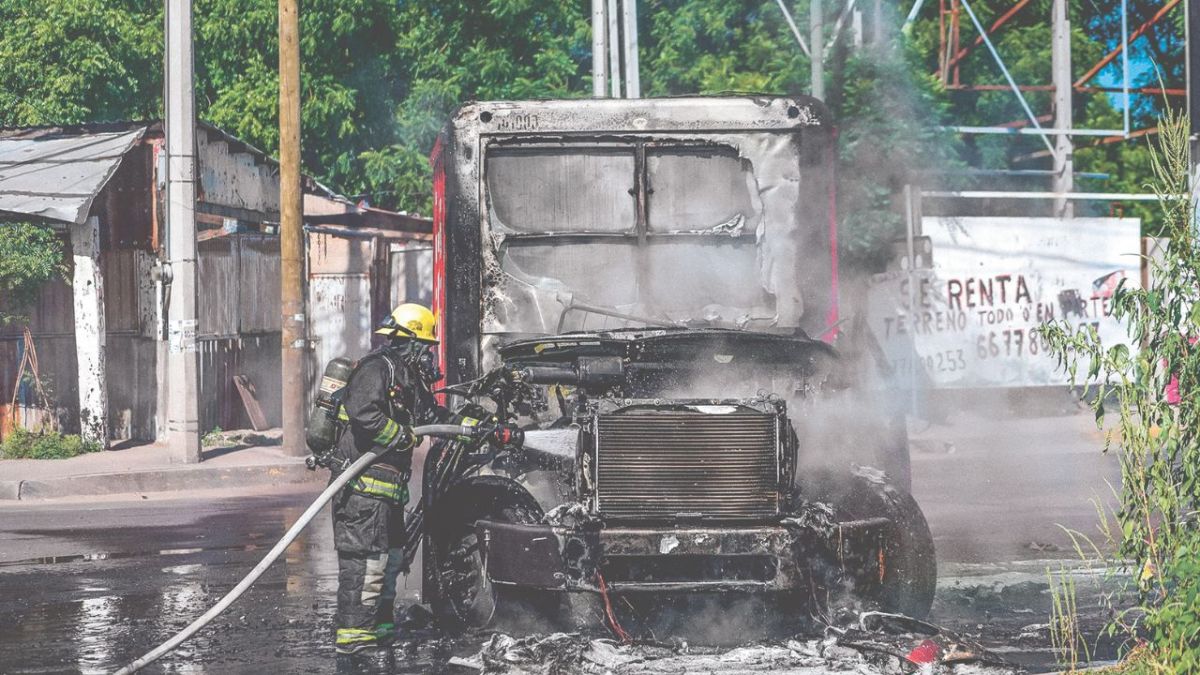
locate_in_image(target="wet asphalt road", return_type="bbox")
[0,409,1124,674]
[0,487,360,674]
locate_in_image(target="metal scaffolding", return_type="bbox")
[908,0,1137,141]
[774,1,1185,206]
[899,0,1190,209]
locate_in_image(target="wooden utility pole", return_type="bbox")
[279,0,306,457]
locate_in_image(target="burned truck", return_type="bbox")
[420,96,935,631]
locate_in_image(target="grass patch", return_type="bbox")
[201,426,225,447]
[1092,643,1172,674]
[0,428,102,459]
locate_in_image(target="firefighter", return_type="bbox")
[328,303,449,655]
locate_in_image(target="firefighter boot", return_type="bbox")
[372,546,407,645]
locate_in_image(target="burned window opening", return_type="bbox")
[486,147,636,235]
[483,139,778,335]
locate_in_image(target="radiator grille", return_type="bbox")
[595,411,780,521]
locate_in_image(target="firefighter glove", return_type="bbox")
[385,424,417,453]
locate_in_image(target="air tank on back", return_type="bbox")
[306,357,355,457]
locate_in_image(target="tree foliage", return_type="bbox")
[0,223,66,324]
[0,0,405,212]
[906,0,1185,230]
[1040,110,1200,670]
[825,40,961,267]
[641,0,809,94]
[0,0,1175,260]
[0,0,161,125]
[195,0,405,196]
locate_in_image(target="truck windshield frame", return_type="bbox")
[482,138,777,335]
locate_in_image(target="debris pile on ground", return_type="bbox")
[446,612,1023,674]
[832,612,1018,672]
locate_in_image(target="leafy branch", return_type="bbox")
[1038,106,1200,670]
[0,222,67,325]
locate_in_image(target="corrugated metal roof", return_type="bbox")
[0,126,147,225]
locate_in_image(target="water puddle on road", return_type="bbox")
[0,543,261,569]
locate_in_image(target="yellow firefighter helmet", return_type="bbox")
[376,303,438,343]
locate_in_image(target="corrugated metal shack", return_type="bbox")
[0,121,432,449]
[304,193,433,389]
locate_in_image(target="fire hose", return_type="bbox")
[114,423,482,675]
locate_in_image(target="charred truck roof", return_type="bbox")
[432,95,837,386]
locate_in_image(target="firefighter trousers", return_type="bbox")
[331,464,409,649]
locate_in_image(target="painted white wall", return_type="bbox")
[867,216,1142,388]
[70,216,109,446]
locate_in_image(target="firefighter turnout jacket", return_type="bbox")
[331,343,450,474]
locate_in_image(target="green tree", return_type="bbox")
[195,0,404,197]
[0,0,162,125]
[825,40,962,267]
[0,223,66,324]
[640,0,809,94]
[357,0,591,213]
[905,0,1183,230]
[0,0,406,217]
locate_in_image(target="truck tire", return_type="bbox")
[428,476,544,632]
[797,467,936,619]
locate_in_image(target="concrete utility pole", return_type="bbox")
[164,0,202,463]
[279,0,306,457]
[811,0,825,100]
[591,0,639,99]
[591,0,609,97]
[607,0,621,97]
[621,0,641,98]
[1052,0,1074,217]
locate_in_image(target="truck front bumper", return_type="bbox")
[474,518,888,593]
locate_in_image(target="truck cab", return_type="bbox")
[423,96,933,631]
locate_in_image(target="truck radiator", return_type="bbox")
[594,410,780,521]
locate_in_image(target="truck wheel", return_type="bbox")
[429,477,544,632]
[869,473,935,618]
[798,468,936,619]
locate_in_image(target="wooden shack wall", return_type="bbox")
[196,234,282,433]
